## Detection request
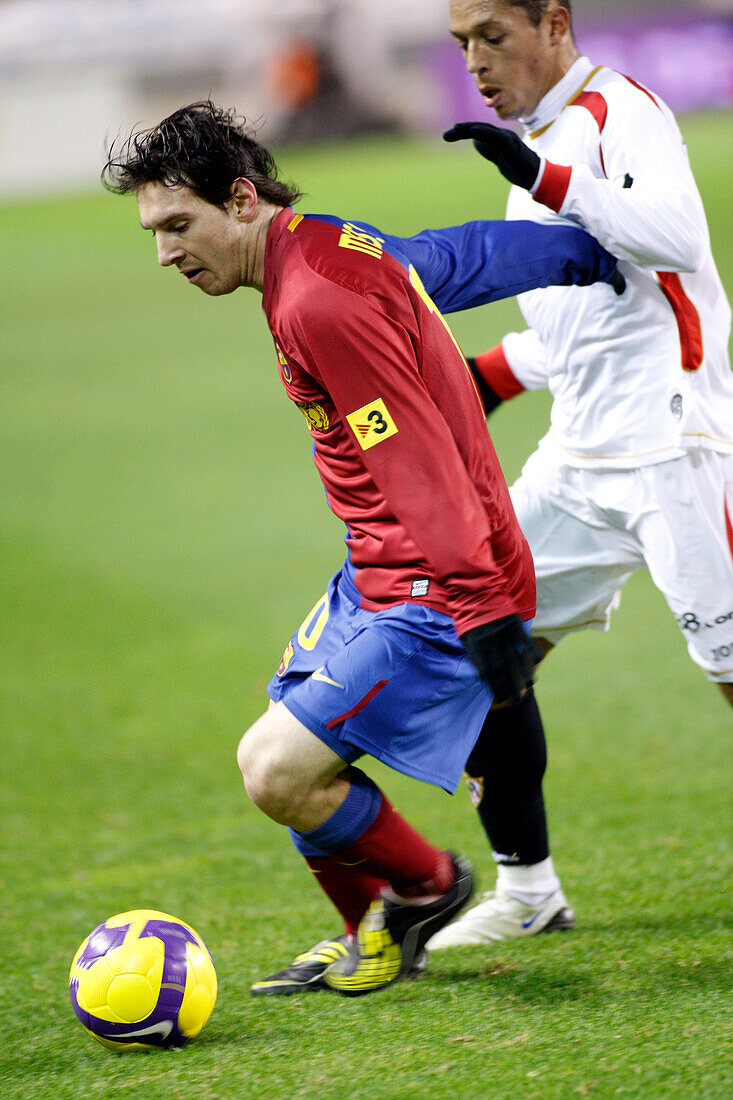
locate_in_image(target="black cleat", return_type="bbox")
[250,936,350,995]
[324,853,473,996]
[251,933,428,996]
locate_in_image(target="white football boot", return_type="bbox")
[425,885,575,948]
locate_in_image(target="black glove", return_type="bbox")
[461,614,540,705]
[445,122,626,297]
[444,121,541,191]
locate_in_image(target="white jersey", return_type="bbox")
[502,56,733,468]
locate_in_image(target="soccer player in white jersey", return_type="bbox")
[428,0,733,949]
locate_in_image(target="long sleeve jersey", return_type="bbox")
[494,56,733,467]
[262,208,620,630]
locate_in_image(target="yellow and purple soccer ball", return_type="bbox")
[69,909,217,1051]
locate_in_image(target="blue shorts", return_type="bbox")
[267,562,495,793]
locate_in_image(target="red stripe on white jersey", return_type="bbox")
[533,161,572,213]
[656,272,704,372]
[475,344,526,400]
[568,91,609,174]
[621,74,662,111]
[569,91,609,133]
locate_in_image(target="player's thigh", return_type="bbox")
[510,452,643,642]
[265,569,382,765]
[640,450,733,682]
[237,700,346,808]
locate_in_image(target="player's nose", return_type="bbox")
[466,40,490,77]
[156,237,184,267]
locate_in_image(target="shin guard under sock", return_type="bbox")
[291,768,451,903]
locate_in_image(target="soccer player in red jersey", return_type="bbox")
[103,101,623,995]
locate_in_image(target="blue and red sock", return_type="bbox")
[291,768,452,932]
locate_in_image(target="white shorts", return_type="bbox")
[510,447,733,682]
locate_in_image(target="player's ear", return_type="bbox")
[548,2,572,43]
[228,177,259,221]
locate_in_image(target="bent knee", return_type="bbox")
[237,713,301,822]
[239,752,295,822]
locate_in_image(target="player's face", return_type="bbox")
[449,0,569,120]
[137,181,246,295]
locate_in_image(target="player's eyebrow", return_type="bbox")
[139,210,189,231]
[451,19,503,41]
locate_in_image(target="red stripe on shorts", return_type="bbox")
[326,680,388,730]
[725,494,733,562]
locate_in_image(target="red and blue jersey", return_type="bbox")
[262,207,615,634]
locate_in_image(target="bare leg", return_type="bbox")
[237,701,349,830]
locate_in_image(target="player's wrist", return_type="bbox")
[466,357,504,415]
[527,156,546,194]
[531,160,572,212]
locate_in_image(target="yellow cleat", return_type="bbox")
[322,902,403,995]
[324,852,473,997]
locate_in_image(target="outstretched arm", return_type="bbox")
[384,218,624,315]
[444,91,706,273]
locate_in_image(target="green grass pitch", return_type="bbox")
[1,113,731,1098]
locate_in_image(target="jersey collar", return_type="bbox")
[521,56,598,138]
[262,205,296,315]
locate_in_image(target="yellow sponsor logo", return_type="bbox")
[338,222,384,259]
[296,401,331,432]
[346,398,398,450]
[275,341,293,383]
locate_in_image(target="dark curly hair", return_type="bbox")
[102,101,301,208]
[507,1,573,29]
